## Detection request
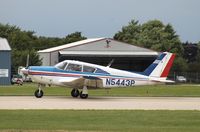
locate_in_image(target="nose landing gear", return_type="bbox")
[34,84,45,98]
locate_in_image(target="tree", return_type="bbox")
[114,19,186,72]
[114,20,140,44]
[185,43,200,72]
[64,32,87,44]
[0,23,86,73]
[114,20,183,55]
[183,42,198,63]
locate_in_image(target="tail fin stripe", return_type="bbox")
[143,63,158,76]
[157,53,166,60]
[160,54,175,77]
[143,53,166,76]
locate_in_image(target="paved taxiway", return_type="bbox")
[0,96,200,110]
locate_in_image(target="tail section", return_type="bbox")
[143,52,175,78]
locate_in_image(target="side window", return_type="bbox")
[55,62,68,70]
[95,68,109,74]
[66,63,82,72]
[83,65,95,73]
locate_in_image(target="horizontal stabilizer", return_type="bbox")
[150,77,175,83]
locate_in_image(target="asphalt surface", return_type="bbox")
[0,96,200,110]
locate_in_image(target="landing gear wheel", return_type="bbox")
[34,89,44,98]
[80,91,88,99]
[71,89,80,98]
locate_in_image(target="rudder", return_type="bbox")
[143,52,175,78]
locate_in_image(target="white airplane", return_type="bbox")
[22,52,175,99]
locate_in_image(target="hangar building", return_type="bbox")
[38,38,158,72]
[0,38,11,85]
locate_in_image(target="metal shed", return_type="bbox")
[38,38,158,72]
[0,38,11,85]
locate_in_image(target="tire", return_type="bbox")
[71,89,79,97]
[80,91,88,99]
[34,89,44,98]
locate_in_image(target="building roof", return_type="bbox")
[38,37,158,56]
[38,38,104,53]
[0,38,11,51]
[59,51,158,57]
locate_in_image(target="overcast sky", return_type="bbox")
[0,0,199,42]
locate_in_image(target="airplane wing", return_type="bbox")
[59,76,103,88]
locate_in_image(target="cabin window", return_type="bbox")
[95,68,109,74]
[83,65,95,73]
[55,62,68,70]
[66,63,82,72]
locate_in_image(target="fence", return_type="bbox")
[168,72,200,83]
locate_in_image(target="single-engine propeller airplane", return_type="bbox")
[21,52,175,99]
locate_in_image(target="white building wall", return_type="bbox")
[50,51,59,66]
[39,52,50,66]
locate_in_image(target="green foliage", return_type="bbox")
[114,19,183,54]
[114,19,188,72]
[0,23,86,73]
[114,20,141,44]
[171,56,188,72]
[186,43,200,72]
[64,31,86,43]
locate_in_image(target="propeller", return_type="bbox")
[21,54,30,75]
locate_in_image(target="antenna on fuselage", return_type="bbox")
[107,59,115,67]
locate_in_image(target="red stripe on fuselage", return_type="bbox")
[28,71,148,81]
[160,54,175,77]
[29,71,80,77]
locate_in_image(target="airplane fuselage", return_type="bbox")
[28,62,160,89]
[22,52,175,98]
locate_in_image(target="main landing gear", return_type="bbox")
[71,79,89,99]
[34,84,44,98]
[34,83,89,99]
[71,86,88,99]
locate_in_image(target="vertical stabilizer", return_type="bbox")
[143,52,175,78]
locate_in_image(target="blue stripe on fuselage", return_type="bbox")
[28,66,111,77]
[28,66,148,80]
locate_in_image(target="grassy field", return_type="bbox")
[0,83,200,97]
[0,110,200,132]
[1,84,200,132]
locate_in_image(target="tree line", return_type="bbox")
[0,19,200,74]
[114,20,200,73]
[0,23,86,73]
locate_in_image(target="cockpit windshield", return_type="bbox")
[55,62,68,70]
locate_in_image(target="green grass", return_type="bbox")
[0,83,200,97]
[1,85,200,131]
[0,110,200,132]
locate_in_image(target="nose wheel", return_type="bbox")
[34,84,44,98]
[34,89,44,98]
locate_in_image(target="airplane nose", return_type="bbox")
[21,67,29,75]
